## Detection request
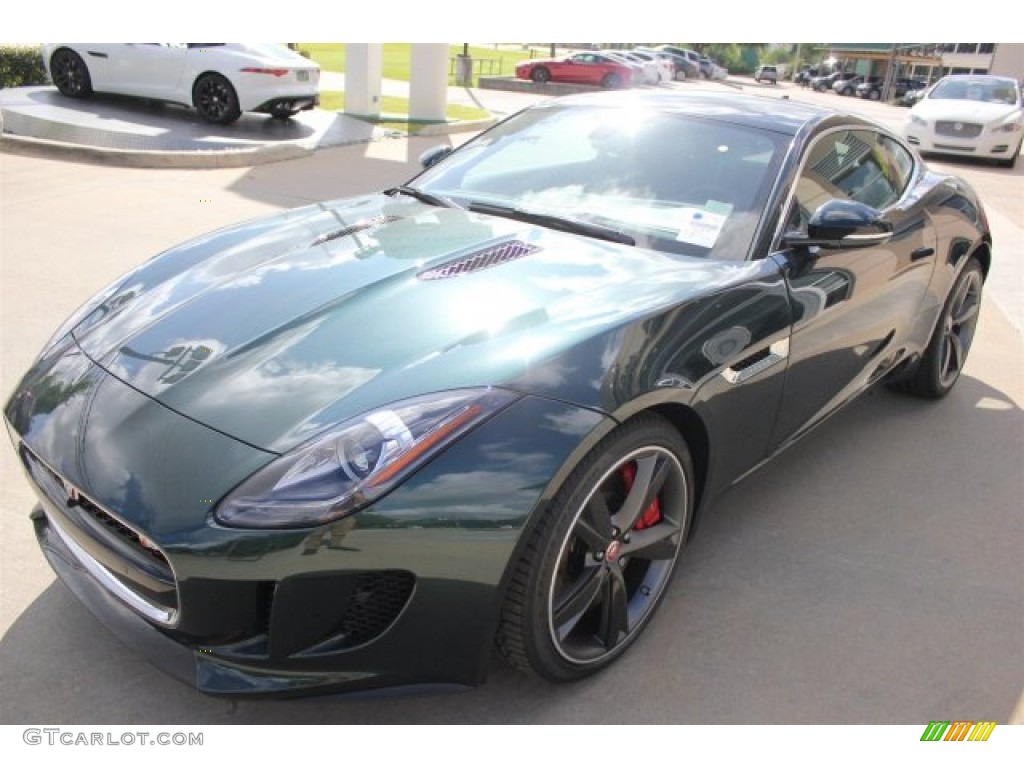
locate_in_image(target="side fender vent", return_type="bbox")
[311,215,403,246]
[418,240,540,280]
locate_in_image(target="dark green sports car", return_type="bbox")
[4,91,991,695]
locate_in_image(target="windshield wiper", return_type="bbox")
[467,201,635,246]
[384,185,454,209]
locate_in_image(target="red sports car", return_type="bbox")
[516,52,635,89]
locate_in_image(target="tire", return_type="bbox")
[192,73,241,124]
[674,69,686,82]
[842,87,853,96]
[897,258,984,398]
[869,89,880,101]
[496,414,694,682]
[601,72,622,89]
[531,67,551,84]
[50,49,92,98]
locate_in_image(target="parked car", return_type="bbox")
[811,71,848,92]
[857,77,928,101]
[644,48,690,80]
[658,45,701,79]
[604,50,658,85]
[515,52,635,89]
[899,86,929,107]
[902,74,1023,167]
[833,74,869,96]
[631,50,675,82]
[754,65,778,84]
[41,43,320,124]
[6,89,993,696]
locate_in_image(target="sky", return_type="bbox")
[1,2,1010,45]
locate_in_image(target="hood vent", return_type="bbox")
[418,240,540,280]
[311,215,403,246]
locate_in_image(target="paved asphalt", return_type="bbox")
[0,76,1021,725]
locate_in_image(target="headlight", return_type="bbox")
[992,121,1022,134]
[215,388,521,528]
[910,115,928,128]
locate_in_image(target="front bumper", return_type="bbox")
[904,125,1021,160]
[9,355,611,695]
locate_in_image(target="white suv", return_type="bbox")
[754,65,778,84]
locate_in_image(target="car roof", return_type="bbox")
[534,90,841,136]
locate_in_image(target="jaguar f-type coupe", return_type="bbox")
[5,91,991,696]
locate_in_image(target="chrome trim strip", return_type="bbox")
[722,338,790,384]
[49,514,178,626]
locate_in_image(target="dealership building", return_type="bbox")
[823,43,1024,83]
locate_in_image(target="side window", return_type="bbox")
[791,129,912,229]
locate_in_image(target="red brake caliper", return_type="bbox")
[622,462,662,531]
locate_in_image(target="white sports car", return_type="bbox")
[902,75,1022,168]
[41,43,320,124]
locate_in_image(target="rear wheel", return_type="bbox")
[193,73,241,124]
[601,72,622,89]
[896,258,984,398]
[497,414,693,682]
[51,49,92,98]
[531,67,551,84]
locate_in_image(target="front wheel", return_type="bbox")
[51,49,92,98]
[496,414,693,682]
[531,67,551,84]
[193,73,241,124]
[896,258,984,398]
[869,89,881,100]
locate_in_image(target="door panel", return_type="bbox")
[769,128,937,448]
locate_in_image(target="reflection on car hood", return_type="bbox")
[70,194,749,452]
[913,98,1021,123]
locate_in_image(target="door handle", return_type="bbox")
[911,246,935,261]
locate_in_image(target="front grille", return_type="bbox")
[77,495,169,567]
[935,121,983,138]
[418,240,539,280]
[339,570,415,646]
[19,444,178,623]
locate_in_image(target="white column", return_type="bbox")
[344,44,382,119]
[409,44,449,122]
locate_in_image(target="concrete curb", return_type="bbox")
[0,132,316,168]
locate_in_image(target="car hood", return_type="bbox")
[67,195,751,453]
[913,98,1021,123]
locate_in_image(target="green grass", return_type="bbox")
[319,91,490,131]
[299,43,550,85]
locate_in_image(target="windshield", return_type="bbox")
[929,77,1020,105]
[414,104,786,261]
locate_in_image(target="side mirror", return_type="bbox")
[784,199,893,250]
[419,145,452,169]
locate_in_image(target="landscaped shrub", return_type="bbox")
[0,46,48,88]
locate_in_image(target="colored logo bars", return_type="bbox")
[920,721,996,741]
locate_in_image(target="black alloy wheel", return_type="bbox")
[193,73,242,125]
[531,67,551,84]
[897,258,984,398]
[497,415,693,681]
[51,49,92,98]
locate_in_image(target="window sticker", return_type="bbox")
[675,207,728,248]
